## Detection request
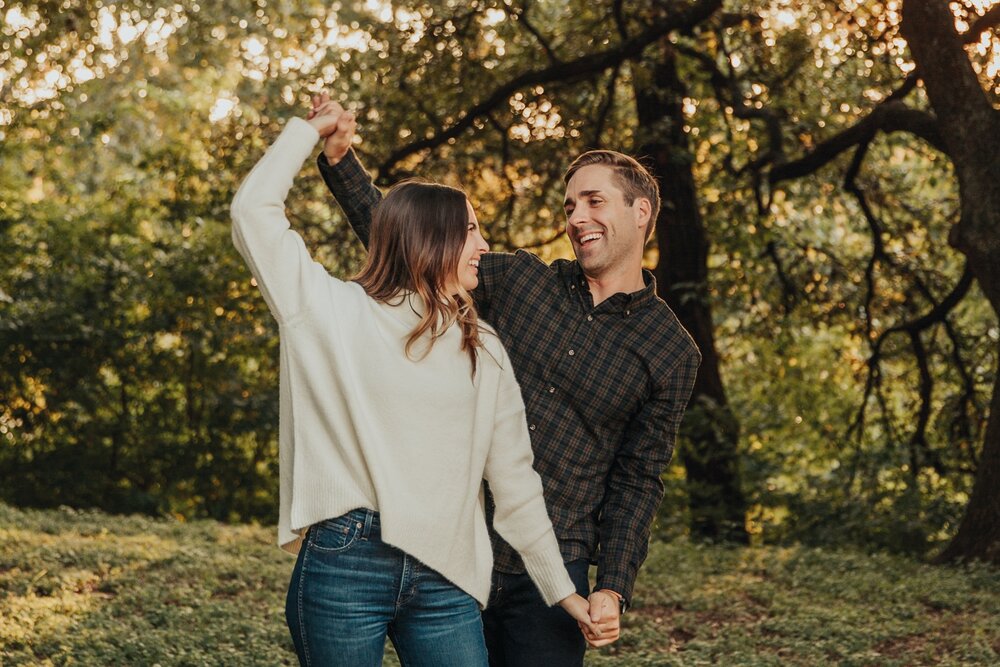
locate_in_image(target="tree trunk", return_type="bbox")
[634,41,749,543]
[901,0,1000,563]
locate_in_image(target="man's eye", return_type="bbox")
[590,199,603,206]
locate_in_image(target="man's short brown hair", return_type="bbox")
[564,150,661,242]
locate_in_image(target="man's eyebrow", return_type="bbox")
[564,190,605,206]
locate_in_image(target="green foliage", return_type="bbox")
[1,0,996,555]
[2,503,998,665]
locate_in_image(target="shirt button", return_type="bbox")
[568,349,575,356]
[570,285,576,290]
[529,424,536,431]
[587,315,593,322]
[625,310,631,316]
[548,386,555,393]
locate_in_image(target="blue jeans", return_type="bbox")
[285,508,488,667]
[482,559,591,667]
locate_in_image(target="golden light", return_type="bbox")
[209,96,238,123]
[775,10,796,28]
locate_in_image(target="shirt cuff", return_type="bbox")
[595,572,633,609]
[317,147,363,178]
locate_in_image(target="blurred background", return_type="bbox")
[1,0,998,565]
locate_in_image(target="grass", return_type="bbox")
[1,503,998,666]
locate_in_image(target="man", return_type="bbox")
[311,97,700,666]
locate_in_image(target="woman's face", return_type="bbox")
[456,199,489,292]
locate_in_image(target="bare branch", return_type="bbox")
[374,0,724,178]
[591,64,622,147]
[507,1,560,65]
[613,0,630,41]
[519,228,567,250]
[908,329,945,477]
[962,5,1000,44]
[880,268,974,338]
[675,40,785,176]
[769,101,946,185]
[761,240,797,314]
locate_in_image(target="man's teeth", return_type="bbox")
[469,259,479,267]
[579,233,603,243]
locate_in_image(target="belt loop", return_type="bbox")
[362,509,375,538]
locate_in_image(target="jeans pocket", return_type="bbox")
[306,512,364,553]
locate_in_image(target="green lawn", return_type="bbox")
[1,502,997,666]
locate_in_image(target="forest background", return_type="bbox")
[2,0,1000,631]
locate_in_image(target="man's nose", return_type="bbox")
[568,210,587,227]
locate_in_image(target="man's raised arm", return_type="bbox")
[310,95,381,249]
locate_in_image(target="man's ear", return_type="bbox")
[635,197,652,233]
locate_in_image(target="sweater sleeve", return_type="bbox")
[231,118,333,324]
[484,354,576,606]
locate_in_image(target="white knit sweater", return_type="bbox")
[231,118,575,608]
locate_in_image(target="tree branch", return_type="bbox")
[677,40,786,165]
[880,267,974,338]
[591,64,622,147]
[901,0,996,159]
[613,0,630,41]
[769,101,946,185]
[374,0,724,178]
[962,5,1000,44]
[508,1,560,65]
[761,240,797,314]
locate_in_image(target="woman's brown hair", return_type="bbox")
[353,180,483,375]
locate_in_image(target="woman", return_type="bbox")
[231,105,596,666]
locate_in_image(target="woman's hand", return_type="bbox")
[558,593,602,641]
[307,93,357,165]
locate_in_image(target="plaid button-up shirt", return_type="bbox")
[318,152,701,602]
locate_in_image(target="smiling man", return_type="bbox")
[313,99,700,667]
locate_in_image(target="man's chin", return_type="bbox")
[576,256,602,273]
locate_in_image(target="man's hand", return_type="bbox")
[308,92,356,165]
[580,589,622,648]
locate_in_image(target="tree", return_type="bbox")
[715,0,999,561]
[899,0,1000,563]
[634,39,748,541]
[3,0,995,561]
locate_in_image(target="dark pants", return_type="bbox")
[482,559,591,667]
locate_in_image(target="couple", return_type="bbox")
[231,96,700,667]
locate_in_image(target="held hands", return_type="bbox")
[580,589,622,648]
[306,92,357,165]
[559,591,623,647]
[558,593,603,643]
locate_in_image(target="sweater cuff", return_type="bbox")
[286,116,321,142]
[520,542,577,606]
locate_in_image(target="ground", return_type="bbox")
[1,503,998,666]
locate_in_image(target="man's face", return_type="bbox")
[563,164,649,277]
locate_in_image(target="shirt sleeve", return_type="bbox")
[317,149,384,249]
[231,118,335,324]
[595,347,701,603]
[471,250,521,321]
[484,355,576,606]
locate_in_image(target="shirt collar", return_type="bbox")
[569,262,658,316]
